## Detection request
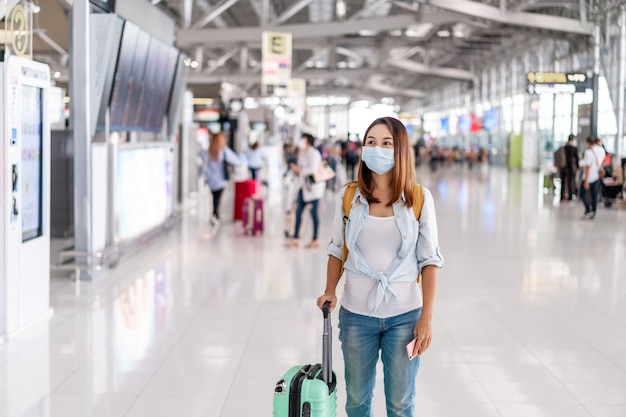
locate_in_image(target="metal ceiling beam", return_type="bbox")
[187,68,377,84]
[297,48,328,71]
[349,0,388,20]
[37,32,70,62]
[367,74,426,98]
[274,0,315,25]
[204,47,240,74]
[417,0,593,35]
[178,14,418,46]
[387,59,475,81]
[178,34,427,50]
[192,0,240,29]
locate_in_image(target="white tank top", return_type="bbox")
[342,215,421,318]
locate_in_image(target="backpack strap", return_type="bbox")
[340,183,424,276]
[341,182,359,273]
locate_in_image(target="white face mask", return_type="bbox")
[361,146,394,175]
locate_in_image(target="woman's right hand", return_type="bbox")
[316,294,337,312]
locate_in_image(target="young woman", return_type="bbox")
[204,132,242,225]
[317,117,443,417]
[285,133,326,248]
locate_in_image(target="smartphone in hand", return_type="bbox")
[406,337,418,360]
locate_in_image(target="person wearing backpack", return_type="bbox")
[316,117,444,417]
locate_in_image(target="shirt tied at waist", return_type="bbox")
[367,272,398,315]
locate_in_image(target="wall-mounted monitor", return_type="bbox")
[90,0,115,13]
[109,21,179,132]
[141,40,178,131]
[21,85,44,242]
[109,21,140,131]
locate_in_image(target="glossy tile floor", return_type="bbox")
[2,164,626,417]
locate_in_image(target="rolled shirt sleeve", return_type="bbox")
[326,185,348,261]
[416,188,444,271]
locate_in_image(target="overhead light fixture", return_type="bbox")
[193,98,215,106]
[358,30,378,37]
[337,61,348,69]
[53,71,61,79]
[190,60,199,69]
[405,24,432,38]
[336,0,346,19]
[437,30,451,38]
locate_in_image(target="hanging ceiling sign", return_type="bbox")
[262,32,292,97]
[526,72,592,94]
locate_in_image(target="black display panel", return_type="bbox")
[123,29,150,129]
[109,21,140,131]
[144,45,178,131]
[21,85,43,242]
[109,21,179,132]
[90,0,115,13]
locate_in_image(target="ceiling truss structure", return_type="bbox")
[163,0,596,103]
[30,0,601,105]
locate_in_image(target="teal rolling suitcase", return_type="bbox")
[273,302,337,417]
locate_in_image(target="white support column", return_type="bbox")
[616,6,626,159]
[71,0,92,278]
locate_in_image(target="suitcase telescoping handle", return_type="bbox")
[321,301,333,385]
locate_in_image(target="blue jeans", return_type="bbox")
[338,307,422,417]
[293,189,319,240]
[580,179,601,214]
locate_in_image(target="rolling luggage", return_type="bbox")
[242,197,263,235]
[234,180,257,221]
[273,302,337,417]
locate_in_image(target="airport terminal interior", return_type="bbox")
[1,0,626,416]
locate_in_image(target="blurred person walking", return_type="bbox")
[246,141,264,181]
[204,132,242,225]
[554,141,567,200]
[580,136,606,219]
[563,134,579,200]
[285,133,326,248]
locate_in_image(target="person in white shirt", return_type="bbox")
[285,133,326,248]
[246,141,264,180]
[317,117,443,417]
[580,136,606,220]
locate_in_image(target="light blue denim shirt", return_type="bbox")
[327,184,444,315]
[204,148,241,191]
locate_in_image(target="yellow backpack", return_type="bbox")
[341,182,424,280]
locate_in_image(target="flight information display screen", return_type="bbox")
[109,21,140,131]
[21,85,44,242]
[109,21,179,132]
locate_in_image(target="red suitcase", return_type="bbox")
[234,180,257,221]
[242,197,263,236]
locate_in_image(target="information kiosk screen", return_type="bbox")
[21,85,44,242]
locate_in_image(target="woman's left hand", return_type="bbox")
[412,314,433,356]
